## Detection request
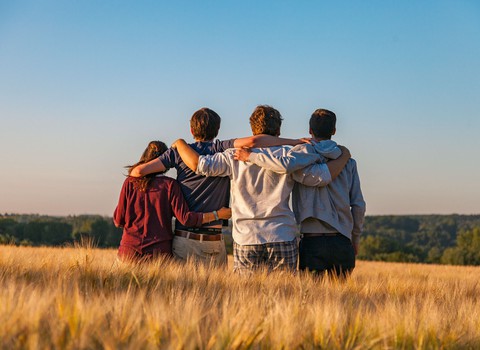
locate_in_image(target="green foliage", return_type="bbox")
[0,214,121,248]
[360,215,480,266]
[440,228,480,265]
[2,213,480,266]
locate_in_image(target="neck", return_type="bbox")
[312,136,331,142]
[195,139,213,142]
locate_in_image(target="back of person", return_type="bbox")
[159,139,234,230]
[207,146,298,245]
[292,151,363,239]
[293,109,365,278]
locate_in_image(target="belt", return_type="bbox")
[174,230,223,242]
[302,232,341,237]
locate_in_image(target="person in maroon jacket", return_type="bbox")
[114,141,231,262]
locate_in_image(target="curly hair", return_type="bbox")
[249,105,283,136]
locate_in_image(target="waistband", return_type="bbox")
[174,230,224,242]
[177,227,222,234]
[302,232,341,237]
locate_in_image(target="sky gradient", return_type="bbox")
[1,1,479,216]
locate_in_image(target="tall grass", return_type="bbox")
[0,244,479,349]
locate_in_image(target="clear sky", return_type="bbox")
[1,1,479,216]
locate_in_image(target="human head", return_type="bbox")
[309,109,336,139]
[249,105,283,136]
[138,141,168,164]
[128,141,168,191]
[190,108,221,141]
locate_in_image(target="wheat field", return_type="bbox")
[0,244,479,349]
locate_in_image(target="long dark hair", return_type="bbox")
[127,141,168,191]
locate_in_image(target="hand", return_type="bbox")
[338,145,351,159]
[298,137,313,145]
[217,207,232,220]
[234,147,252,162]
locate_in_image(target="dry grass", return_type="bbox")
[0,244,479,349]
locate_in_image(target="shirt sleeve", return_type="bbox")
[349,160,366,246]
[291,163,332,187]
[168,180,203,227]
[158,147,176,169]
[113,179,129,228]
[248,145,321,174]
[196,151,233,177]
[216,139,235,151]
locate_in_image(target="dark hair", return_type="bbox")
[128,141,168,191]
[309,109,336,139]
[190,108,221,141]
[249,105,283,136]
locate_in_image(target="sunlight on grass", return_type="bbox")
[0,245,479,349]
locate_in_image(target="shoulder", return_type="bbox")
[158,147,178,166]
[214,139,235,152]
[290,143,313,154]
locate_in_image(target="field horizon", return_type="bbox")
[1,244,479,349]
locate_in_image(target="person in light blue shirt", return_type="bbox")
[235,108,366,278]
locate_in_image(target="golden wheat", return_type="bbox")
[0,244,479,349]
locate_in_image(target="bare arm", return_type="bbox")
[130,158,166,177]
[291,146,351,186]
[326,146,351,180]
[171,139,200,171]
[233,134,308,148]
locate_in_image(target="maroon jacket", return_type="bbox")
[114,176,203,254]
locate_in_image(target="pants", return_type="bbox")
[172,235,227,266]
[233,239,298,274]
[117,240,173,263]
[299,234,355,279]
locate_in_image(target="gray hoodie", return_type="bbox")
[249,140,366,246]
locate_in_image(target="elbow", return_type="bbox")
[130,166,145,177]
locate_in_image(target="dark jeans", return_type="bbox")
[299,234,355,279]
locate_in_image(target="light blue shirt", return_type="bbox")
[196,146,331,245]
[248,141,366,246]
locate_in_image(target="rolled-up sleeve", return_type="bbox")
[292,163,332,187]
[196,152,232,177]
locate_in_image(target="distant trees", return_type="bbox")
[357,215,480,266]
[0,214,122,248]
[441,228,480,265]
[1,213,480,266]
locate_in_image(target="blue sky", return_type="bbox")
[1,1,479,216]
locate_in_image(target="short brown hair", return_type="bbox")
[309,109,336,139]
[190,108,221,141]
[249,105,283,136]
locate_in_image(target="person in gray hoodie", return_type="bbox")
[235,108,366,278]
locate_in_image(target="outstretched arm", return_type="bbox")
[171,139,200,171]
[233,134,308,148]
[130,158,166,177]
[291,149,350,187]
[234,145,321,174]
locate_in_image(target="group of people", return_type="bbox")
[113,105,366,278]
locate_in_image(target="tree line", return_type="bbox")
[1,213,479,266]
